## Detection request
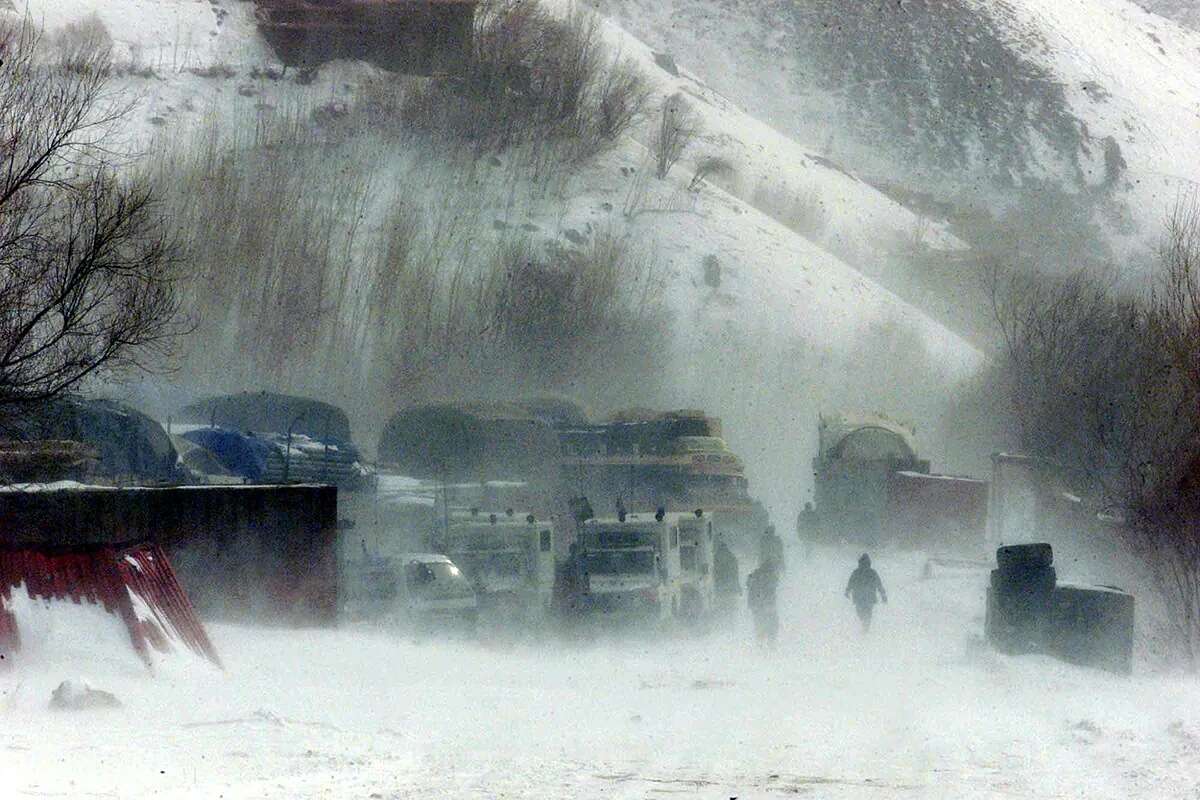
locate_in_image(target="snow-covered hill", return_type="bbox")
[11,0,990,513]
[16,0,981,353]
[1139,0,1200,31]
[589,0,1200,263]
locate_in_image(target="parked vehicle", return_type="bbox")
[572,510,715,625]
[675,512,716,622]
[436,510,555,627]
[341,553,477,635]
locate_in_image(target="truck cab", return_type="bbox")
[437,511,555,626]
[575,511,713,623]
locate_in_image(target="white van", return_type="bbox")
[342,553,478,634]
[438,511,555,626]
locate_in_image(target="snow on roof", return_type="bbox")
[1056,582,1131,596]
[396,553,454,563]
[0,481,332,493]
[894,471,987,484]
[0,480,97,493]
[819,412,920,457]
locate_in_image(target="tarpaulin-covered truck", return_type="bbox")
[176,392,371,490]
[810,412,927,547]
[807,412,987,555]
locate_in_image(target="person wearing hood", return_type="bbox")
[844,553,887,632]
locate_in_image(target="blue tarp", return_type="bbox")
[180,429,271,482]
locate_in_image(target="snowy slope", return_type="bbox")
[11,0,370,149]
[1139,0,1200,30]
[976,0,1200,249]
[541,6,980,373]
[10,0,988,515]
[2,547,1198,798]
[15,0,270,69]
[589,0,1200,260]
[11,0,979,369]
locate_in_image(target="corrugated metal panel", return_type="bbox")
[0,543,221,670]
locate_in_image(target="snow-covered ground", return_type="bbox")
[4,547,1198,799]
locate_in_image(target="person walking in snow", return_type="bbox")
[759,525,785,575]
[714,537,740,590]
[713,536,741,614]
[796,502,819,560]
[844,553,887,632]
[746,557,780,647]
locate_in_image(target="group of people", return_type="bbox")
[713,529,888,648]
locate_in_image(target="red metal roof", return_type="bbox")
[0,542,221,670]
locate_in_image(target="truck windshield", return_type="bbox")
[585,549,655,575]
[456,551,524,580]
[406,561,473,598]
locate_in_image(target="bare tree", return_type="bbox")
[0,23,184,411]
[593,54,651,143]
[653,92,699,180]
[688,155,734,192]
[1136,195,1200,665]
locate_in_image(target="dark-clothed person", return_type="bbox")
[746,558,780,646]
[553,543,588,621]
[844,553,887,632]
[796,502,819,559]
[759,526,785,575]
[714,539,741,596]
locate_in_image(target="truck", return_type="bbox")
[435,509,556,627]
[805,412,987,556]
[572,510,715,625]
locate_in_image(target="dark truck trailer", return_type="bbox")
[1048,584,1134,675]
[883,471,988,556]
[0,483,338,626]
